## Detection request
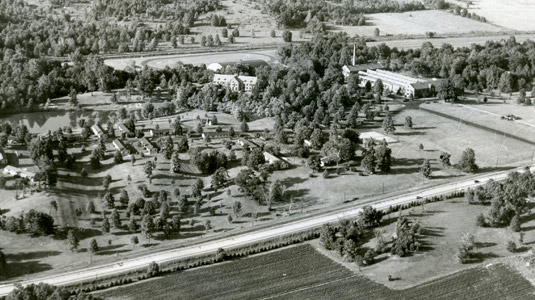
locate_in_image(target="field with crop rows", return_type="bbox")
[100,244,535,300]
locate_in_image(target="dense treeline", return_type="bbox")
[6,283,102,300]
[466,170,532,228]
[90,0,219,23]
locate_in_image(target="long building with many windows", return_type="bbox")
[358,69,443,98]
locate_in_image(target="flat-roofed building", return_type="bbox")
[358,69,443,98]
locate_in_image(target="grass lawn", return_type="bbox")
[394,105,534,167]
[98,242,535,300]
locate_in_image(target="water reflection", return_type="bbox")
[0,111,114,133]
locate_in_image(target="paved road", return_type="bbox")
[0,164,532,296]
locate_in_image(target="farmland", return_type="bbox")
[99,243,535,300]
[447,0,535,31]
[334,10,506,37]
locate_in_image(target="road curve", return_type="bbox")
[0,164,532,296]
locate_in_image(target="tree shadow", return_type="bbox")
[6,251,61,261]
[281,177,308,188]
[395,131,426,136]
[282,189,310,202]
[475,242,497,249]
[7,261,53,278]
[468,251,500,263]
[421,226,445,237]
[98,249,132,256]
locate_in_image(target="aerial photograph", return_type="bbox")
[1,0,535,299]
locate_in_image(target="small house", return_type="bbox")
[117,123,132,136]
[112,139,128,154]
[91,125,104,138]
[202,131,231,140]
[3,165,35,183]
[140,137,157,155]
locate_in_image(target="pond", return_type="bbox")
[0,110,116,134]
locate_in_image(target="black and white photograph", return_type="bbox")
[0,0,535,299]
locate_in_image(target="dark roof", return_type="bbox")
[344,63,383,73]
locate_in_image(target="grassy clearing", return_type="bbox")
[333,10,505,37]
[394,105,533,167]
[447,0,535,31]
[98,242,535,300]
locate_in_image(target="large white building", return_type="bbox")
[358,69,443,98]
[213,74,257,92]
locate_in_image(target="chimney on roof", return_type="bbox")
[352,44,356,66]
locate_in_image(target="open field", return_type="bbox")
[358,198,535,289]
[420,101,535,157]
[367,33,535,50]
[99,242,535,300]
[333,10,506,37]
[447,0,535,31]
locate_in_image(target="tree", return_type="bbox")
[147,261,160,277]
[270,30,276,37]
[111,209,121,228]
[102,174,112,190]
[268,179,284,210]
[24,210,54,236]
[507,240,517,253]
[282,30,292,42]
[114,150,123,164]
[240,120,249,132]
[0,250,6,279]
[50,200,58,212]
[191,178,204,198]
[131,235,139,246]
[438,78,459,102]
[232,28,240,37]
[211,167,228,190]
[319,224,336,250]
[510,214,521,232]
[420,159,432,179]
[233,201,242,219]
[89,238,99,261]
[439,152,451,167]
[142,215,156,243]
[128,216,138,232]
[68,87,78,106]
[119,189,129,207]
[86,201,95,214]
[382,113,396,134]
[375,140,392,173]
[103,192,115,209]
[144,161,154,180]
[177,137,189,152]
[459,148,478,173]
[374,28,380,36]
[101,217,110,233]
[361,150,376,173]
[404,116,413,129]
[67,229,79,252]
